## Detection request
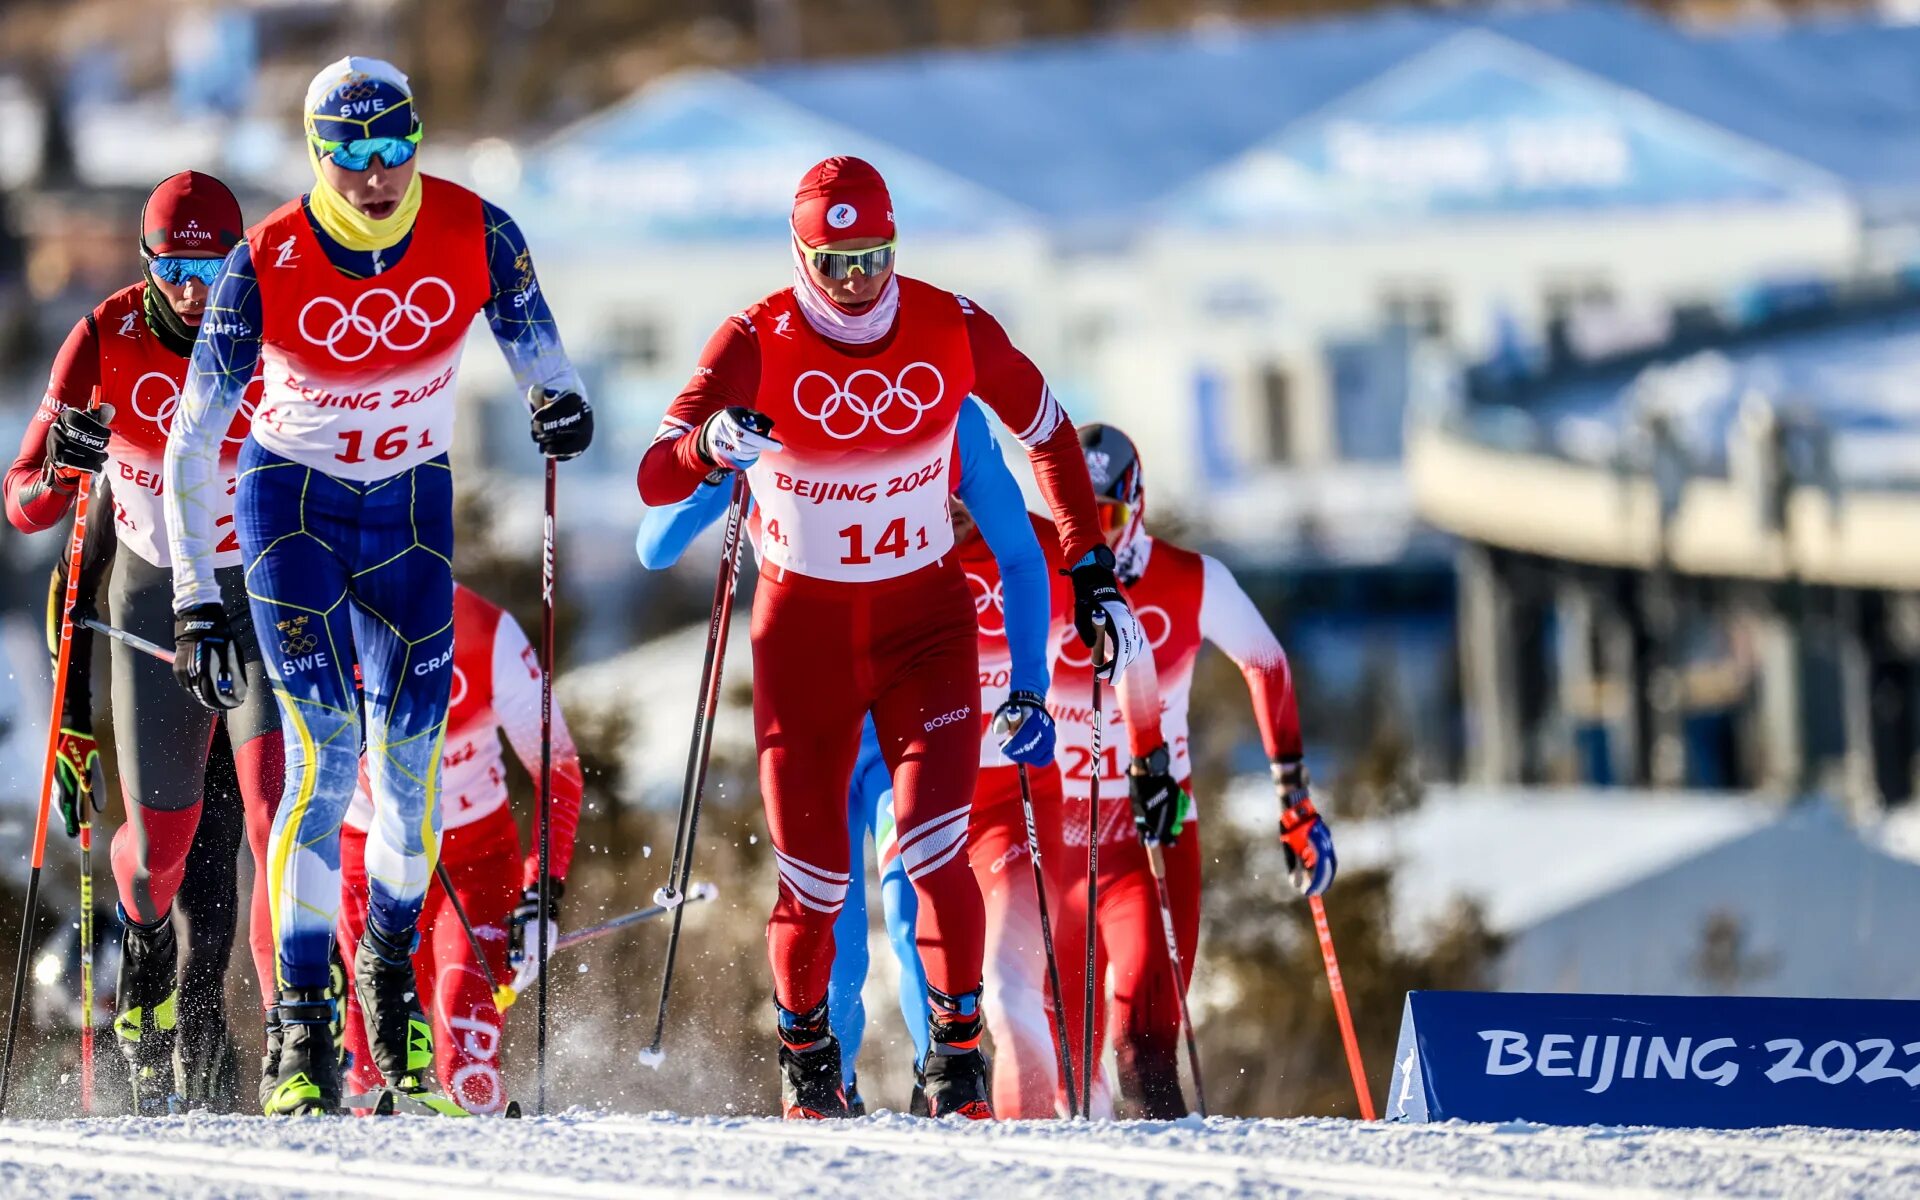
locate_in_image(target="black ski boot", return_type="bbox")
[173,1000,239,1114]
[353,919,434,1093]
[258,1007,282,1113]
[263,987,339,1115]
[845,1073,867,1117]
[113,908,178,1115]
[776,999,849,1120]
[922,986,993,1120]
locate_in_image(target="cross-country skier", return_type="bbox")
[638,155,1144,1120]
[336,582,584,1114]
[1053,423,1337,1118]
[41,486,256,1112]
[5,171,278,1112]
[163,56,592,1115]
[637,397,1068,1114]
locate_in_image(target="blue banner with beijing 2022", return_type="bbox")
[1387,990,1920,1130]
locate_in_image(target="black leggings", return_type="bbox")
[174,723,244,1025]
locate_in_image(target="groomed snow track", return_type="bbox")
[0,1112,1915,1198]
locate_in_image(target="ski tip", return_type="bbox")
[636,1046,667,1070]
[504,1099,524,1119]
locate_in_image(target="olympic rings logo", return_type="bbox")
[1054,603,1172,668]
[298,277,456,363]
[128,372,257,445]
[792,361,943,441]
[966,570,1005,638]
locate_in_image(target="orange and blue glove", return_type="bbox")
[1275,759,1336,897]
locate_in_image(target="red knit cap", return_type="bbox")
[791,156,895,247]
[141,171,243,256]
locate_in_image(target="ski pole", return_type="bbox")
[536,448,558,1115]
[434,861,502,998]
[642,465,755,1068]
[79,617,173,665]
[79,818,94,1114]
[1015,764,1079,1118]
[1144,841,1206,1117]
[1,442,97,1116]
[1080,627,1105,1120]
[1310,894,1376,1120]
[495,884,720,1010]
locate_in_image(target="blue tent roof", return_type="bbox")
[737,4,1920,223]
[526,4,1920,236]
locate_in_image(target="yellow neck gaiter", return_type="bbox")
[305,138,424,253]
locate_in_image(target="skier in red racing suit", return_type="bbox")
[637,156,1145,1120]
[1052,423,1338,1118]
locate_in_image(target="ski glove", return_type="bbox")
[53,724,103,839]
[697,407,780,471]
[1067,545,1145,682]
[510,878,563,982]
[529,387,594,460]
[173,603,248,712]
[990,689,1056,767]
[46,404,112,476]
[1275,760,1337,897]
[1129,744,1190,845]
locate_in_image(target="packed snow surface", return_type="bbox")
[0,1111,1914,1198]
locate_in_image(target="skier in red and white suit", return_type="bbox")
[952,503,1169,1117]
[638,156,1145,1120]
[1051,423,1337,1118]
[336,583,583,1113]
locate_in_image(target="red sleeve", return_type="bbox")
[636,315,761,506]
[6,316,99,534]
[964,303,1103,564]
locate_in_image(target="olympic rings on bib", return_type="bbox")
[129,371,258,444]
[792,361,944,441]
[298,277,457,363]
[966,570,1007,638]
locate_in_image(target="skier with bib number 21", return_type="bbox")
[638,156,1144,1120]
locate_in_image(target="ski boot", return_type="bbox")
[113,908,179,1115]
[173,999,240,1114]
[263,987,339,1115]
[776,998,849,1120]
[258,1007,282,1113]
[353,919,435,1094]
[921,986,993,1120]
[845,1073,867,1118]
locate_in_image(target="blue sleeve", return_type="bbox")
[480,200,585,399]
[953,400,1049,699]
[634,477,734,569]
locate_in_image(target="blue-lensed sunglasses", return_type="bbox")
[147,255,224,286]
[309,129,423,172]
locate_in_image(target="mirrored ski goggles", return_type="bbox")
[1098,499,1136,534]
[308,129,423,171]
[146,255,224,286]
[805,240,897,281]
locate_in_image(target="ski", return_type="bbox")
[342,1088,523,1118]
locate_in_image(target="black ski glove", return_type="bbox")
[1128,744,1191,846]
[529,388,594,460]
[173,603,248,711]
[46,405,112,476]
[1066,544,1145,682]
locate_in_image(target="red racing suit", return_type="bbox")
[337,584,584,1112]
[638,278,1107,1027]
[1048,535,1301,1116]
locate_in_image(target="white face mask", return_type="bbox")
[789,235,900,345]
